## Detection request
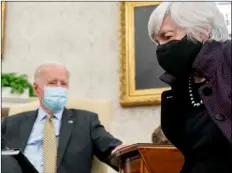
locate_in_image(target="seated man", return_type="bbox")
[1,62,125,173]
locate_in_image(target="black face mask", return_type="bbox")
[156,36,202,79]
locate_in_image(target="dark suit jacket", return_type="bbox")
[1,155,23,173]
[160,40,232,145]
[1,108,122,173]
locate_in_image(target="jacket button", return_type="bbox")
[214,114,225,121]
[203,87,213,96]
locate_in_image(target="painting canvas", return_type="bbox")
[119,2,231,107]
[119,2,169,107]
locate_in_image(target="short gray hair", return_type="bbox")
[148,2,229,43]
[34,61,69,81]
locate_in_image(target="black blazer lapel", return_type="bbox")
[19,110,38,152]
[57,108,75,169]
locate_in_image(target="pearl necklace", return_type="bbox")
[188,76,203,107]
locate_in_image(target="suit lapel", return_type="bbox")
[57,108,75,168]
[19,110,38,152]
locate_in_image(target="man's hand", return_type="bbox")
[111,144,129,154]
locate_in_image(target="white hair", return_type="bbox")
[34,61,69,81]
[148,2,229,43]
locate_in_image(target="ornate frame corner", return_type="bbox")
[119,2,169,107]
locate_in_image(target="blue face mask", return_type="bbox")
[42,87,68,113]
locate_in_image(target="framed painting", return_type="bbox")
[119,2,170,107]
[1,1,6,58]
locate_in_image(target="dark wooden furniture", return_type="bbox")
[110,143,184,173]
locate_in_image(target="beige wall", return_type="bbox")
[2,2,161,172]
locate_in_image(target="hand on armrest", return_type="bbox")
[111,144,129,154]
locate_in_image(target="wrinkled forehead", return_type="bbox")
[39,65,69,81]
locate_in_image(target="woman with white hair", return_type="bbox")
[148,2,231,173]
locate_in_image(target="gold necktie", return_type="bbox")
[43,115,57,173]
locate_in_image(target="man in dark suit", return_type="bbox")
[1,62,125,173]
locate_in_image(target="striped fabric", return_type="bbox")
[43,115,57,173]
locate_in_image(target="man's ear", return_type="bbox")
[33,82,39,96]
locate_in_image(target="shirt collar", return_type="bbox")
[192,40,223,79]
[38,107,64,121]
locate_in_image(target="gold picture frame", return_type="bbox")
[1,1,6,58]
[119,2,169,107]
